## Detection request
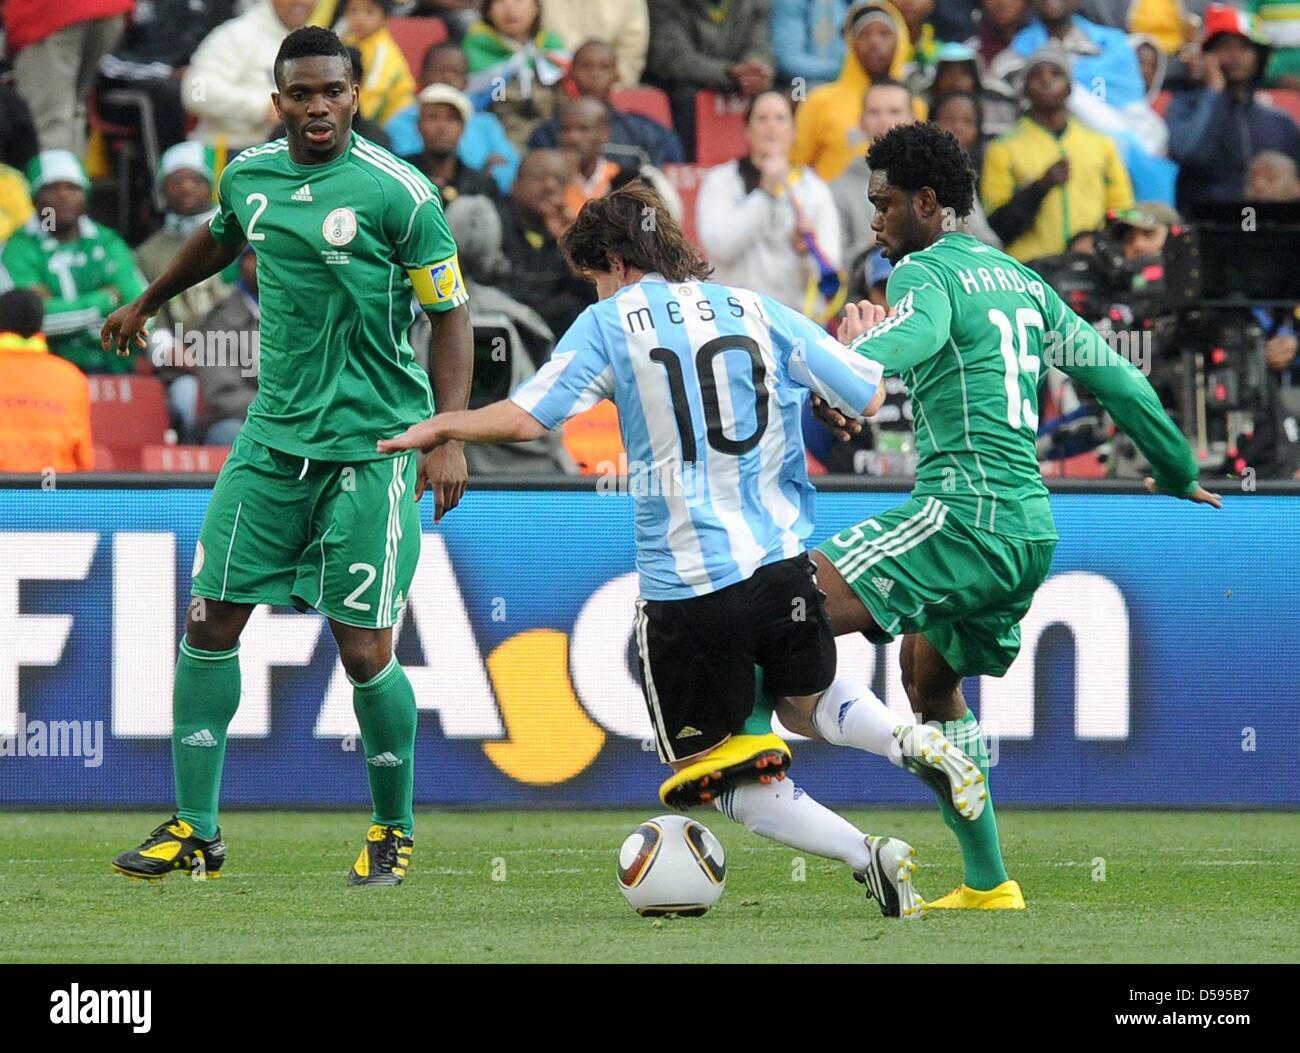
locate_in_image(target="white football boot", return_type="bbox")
[893,723,988,821]
[855,835,925,920]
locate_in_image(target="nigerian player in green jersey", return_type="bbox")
[775,123,1222,910]
[101,27,474,886]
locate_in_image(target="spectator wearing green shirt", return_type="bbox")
[0,151,147,374]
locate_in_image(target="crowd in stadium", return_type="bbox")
[0,0,1298,477]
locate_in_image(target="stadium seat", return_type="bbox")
[91,446,116,472]
[611,86,673,129]
[87,88,162,235]
[88,375,170,471]
[662,163,703,247]
[389,16,449,73]
[1258,88,1300,126]
[694,91,749,167]
[141,445,231,473]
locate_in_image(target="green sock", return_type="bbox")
[351,657,417,835]
[741,670,776,735]
[925,710,1009,891]
[172,637,242,841]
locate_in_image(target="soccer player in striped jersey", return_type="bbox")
[794,122,1222,909]
[101,27,474,886]
[379,183,987,919]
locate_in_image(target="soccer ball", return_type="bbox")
[617,815,726,917]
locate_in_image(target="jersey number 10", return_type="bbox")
[650,336,770,462]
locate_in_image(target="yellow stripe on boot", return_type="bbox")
[926,880,1026,909]
[658,733,792,809]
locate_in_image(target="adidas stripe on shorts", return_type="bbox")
[634,554,837,763]
[817,495,1056,677]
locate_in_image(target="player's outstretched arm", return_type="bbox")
[379,401,546,456]
[100,224,243,357]
[1048,300,1221,509]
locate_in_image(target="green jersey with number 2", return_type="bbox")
[208,132,468,462]
[848,232,1199,540]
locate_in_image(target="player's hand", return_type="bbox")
[419,442,468,523]
[811,394,862,442]
[837,299,886,345]
[1144,477,1223,508]
[378,418,446,455]
[101,298,155,357]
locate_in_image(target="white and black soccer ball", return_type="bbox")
[617,815,726,917]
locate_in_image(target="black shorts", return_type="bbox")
[634,554,837,762]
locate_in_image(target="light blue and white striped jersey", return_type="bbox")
[511,274,882,600]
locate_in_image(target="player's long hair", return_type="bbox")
[561,183,713,283]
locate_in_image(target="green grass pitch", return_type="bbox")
[2,810,1297,963]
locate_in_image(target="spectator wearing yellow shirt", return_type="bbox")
[0,165,35,244]
[791,0,920,183]
[341,0,417,125]
[982,45,1133,261]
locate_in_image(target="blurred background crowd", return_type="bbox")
[1,0,1298,480]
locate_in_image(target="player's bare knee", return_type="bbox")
[331,623,393,683]
[184,598,251,652]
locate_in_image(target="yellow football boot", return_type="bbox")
[926,880,1025,909]
[348,824,414,886]
[112,816,226,880]
[658,733,791,809]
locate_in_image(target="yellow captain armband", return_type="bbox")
[408,254,469,310]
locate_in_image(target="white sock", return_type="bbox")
[716,779,872,872]
[812,677,913,766]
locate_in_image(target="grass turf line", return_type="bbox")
[1,810,1296,963]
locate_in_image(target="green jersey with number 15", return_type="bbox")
[847,232,1199,540]
[208,132,468,462]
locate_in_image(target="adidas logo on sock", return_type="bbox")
[872,576,895,598]
[837,699,856,731]
[181,729,218,748]
[367,751,402,767]
[291,183,313,202]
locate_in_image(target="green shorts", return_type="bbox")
[191,433,420,628]
[817,495,1056,677]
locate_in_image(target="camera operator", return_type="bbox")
[1110,201,1179,263]
[1026,203,1184,474]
